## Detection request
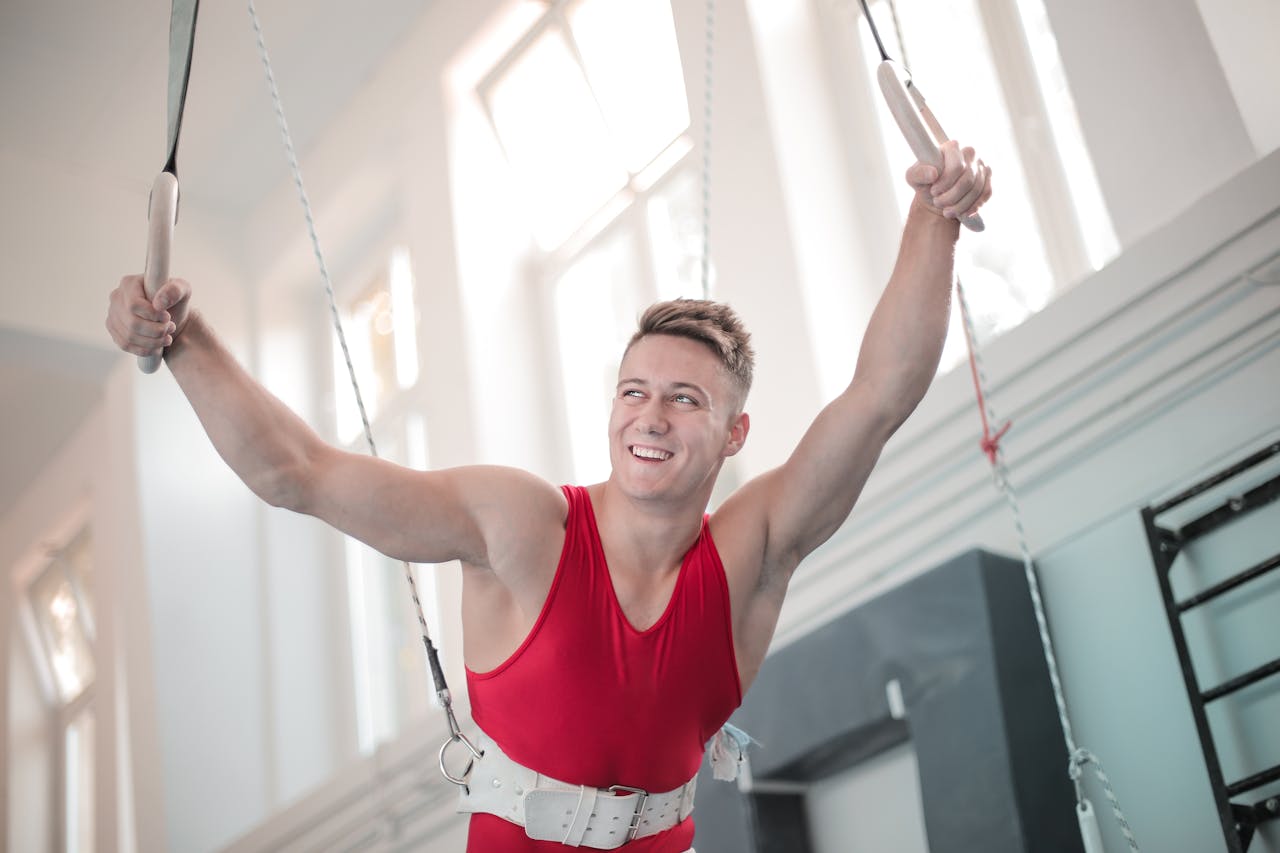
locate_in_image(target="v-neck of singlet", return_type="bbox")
[580,490,696,636]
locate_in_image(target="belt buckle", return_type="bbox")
[608,785,650,841]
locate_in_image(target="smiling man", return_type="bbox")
[106,140,990,851]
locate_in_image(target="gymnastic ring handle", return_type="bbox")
[439,732,484,787]
[877,61,985,233]
[139,171,179,374]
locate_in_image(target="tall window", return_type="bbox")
[480,0,703,483]
[330,247,441,753]
[343,410,440,754]
[332,246,421,446]
[23,524,96,853]
[858,0,1118,372]
[479,0,693,252]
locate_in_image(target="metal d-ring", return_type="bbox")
[438,731,484,788]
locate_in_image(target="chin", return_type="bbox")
[611,470,669,501]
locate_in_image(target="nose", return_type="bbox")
[634,399,668,435]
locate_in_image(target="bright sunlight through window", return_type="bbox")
[567,0,691,173]
[30,529,95,703]
[861,0,1117,374]
[482,0,690,250]
[346,414,439,754]
[334,247,420,445]
[25,524,97,853]
[555,230,643,486]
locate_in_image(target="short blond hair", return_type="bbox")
[626,299,755,401]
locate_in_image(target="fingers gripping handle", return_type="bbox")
[139,171,179,374]
[876,61,984,233]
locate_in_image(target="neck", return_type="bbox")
[591,479,709,577]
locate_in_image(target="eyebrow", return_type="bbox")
[617,378,713,401]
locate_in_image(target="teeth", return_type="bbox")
[632,446,672,461]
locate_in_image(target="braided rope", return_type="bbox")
[247,0,450,705]
[885,0,912,73]
[699,0,715,300]
[956,279,1140,851]
[1071,748,1141,846]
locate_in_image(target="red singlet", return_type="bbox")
[465,485,742,852]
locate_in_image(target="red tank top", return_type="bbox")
[465,485,742,852]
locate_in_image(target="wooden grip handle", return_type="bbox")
[876,61,985,233]
[139,171,178,374]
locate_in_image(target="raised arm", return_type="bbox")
[105,275,562,568]
[728,141,990,571]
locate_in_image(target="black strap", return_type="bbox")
[857,0,892,63]
[164,0,201,175]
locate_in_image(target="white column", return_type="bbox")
[1042,0,1255,246]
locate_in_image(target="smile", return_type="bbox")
[630,445,673,461]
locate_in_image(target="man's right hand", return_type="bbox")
[106,275,192,359]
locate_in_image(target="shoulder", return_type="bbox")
[419,465,568,569]
[710,468,794,559]
[459,466,568,533]
[708,469,793,591]
[707,472,801,691]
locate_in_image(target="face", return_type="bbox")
[608,334,749,504]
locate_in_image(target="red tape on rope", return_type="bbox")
[959,295,1012,466]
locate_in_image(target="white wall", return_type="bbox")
[1038,515,1230,853]
[1194,0,1280,156]
[1033,497,1280,853]
[1042,0,1257,246]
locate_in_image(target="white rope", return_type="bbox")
[955,279,1140,851]
[699,0,715,301]
[885,0,912,72]
[247,0,447,703]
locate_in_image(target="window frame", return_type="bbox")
[11,502,97,853]
[327,240,444,753]
[856,0,1114,289]
[472,0,705,484]
[537,152,706,484]
[475,0,696,257]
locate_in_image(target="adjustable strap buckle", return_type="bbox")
[608,785,650,841]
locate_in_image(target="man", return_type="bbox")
[107,140,990,851]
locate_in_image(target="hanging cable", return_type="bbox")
[956,284,1139,853]
[246,0,475,766]
[884,0,912,73]
[699,0,715,301]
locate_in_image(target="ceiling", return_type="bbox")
[0,0,435,519]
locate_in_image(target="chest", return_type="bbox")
[606,564,683,633]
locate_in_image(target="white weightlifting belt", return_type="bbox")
[457,728,698,849]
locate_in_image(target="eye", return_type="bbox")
[672,394,699,406]
[621,388,644,399]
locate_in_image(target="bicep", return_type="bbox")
[751,384,896,565]
[302,450,560,568]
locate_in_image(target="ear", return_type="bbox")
[723,412,750,457]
